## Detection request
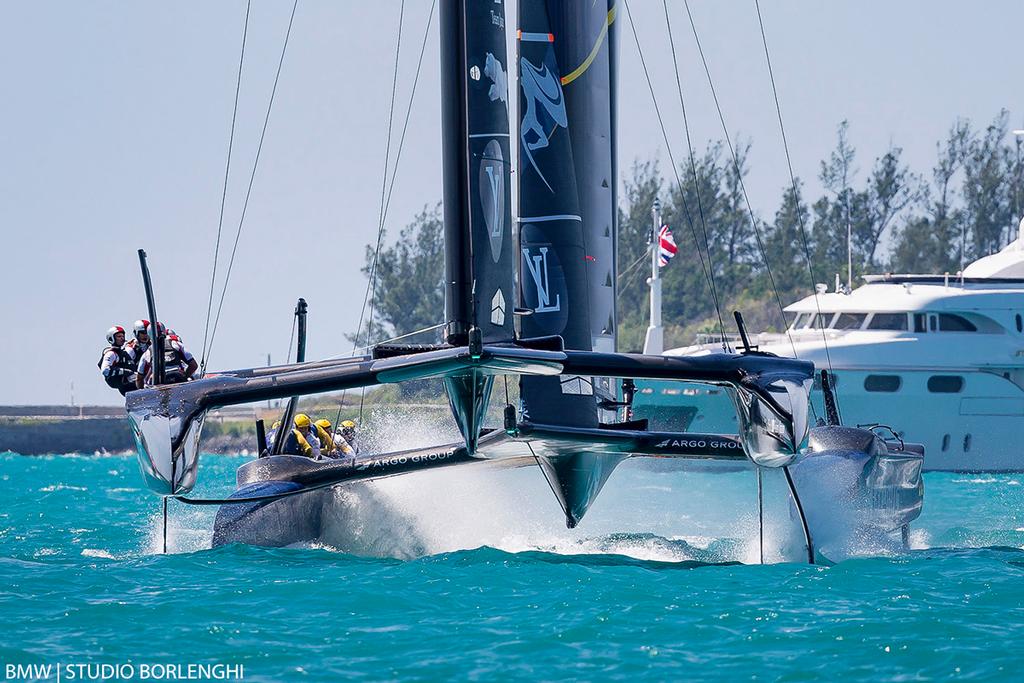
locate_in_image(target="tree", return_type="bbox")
[813,121,859,285]
[352,204,445,346]
[962,111,1015,259]
[763,180,812,313]
[890,120,968,273]
[859,145,921,268]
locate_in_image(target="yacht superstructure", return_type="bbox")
[654,222,1024,472]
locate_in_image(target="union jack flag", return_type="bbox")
[658,225,677,267]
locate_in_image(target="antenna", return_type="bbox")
[270,298,308,455]
[137,249,165,385]
[733,311,755,354]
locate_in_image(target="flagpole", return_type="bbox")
[643,197,663,355]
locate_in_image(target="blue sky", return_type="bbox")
[1,1,1022,405]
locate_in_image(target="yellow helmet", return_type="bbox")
[294,413,312,429]
[315,419,332,431]
[271,420,281,429]
[341,420,356,429]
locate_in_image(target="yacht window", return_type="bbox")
[867,313,909,330]
[928,375,964,393]
[914,313,927,333]
[864,375,901,392]
[941,434,950,452]
[791,313,808,329]
[938,314,976,332]
[833,313,867,330]
[1016,314,1022,333]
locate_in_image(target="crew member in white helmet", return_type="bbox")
[98,325,137,396]
[135,322,198,388]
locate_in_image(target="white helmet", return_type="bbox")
[106,325,125,345]
[133,319,150,337]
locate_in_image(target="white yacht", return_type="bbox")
[642,220,1024,472]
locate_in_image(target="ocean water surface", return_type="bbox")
[3,450,1024,681]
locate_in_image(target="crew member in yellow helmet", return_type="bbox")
[316,418,355,458]
[265,420,282,452]
[339,420,358,454]
[282,413,320,458]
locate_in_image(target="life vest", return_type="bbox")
[285,429,313,457]
[156,340,187,384]
[334,436,355,457]
[314,424,334,454]
[98,346,136,394]
[125,339,150,370]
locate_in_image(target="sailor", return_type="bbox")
[266,420,282,451]
[282,414,321,458]
[338,419,359,454]
[124,319,150,369]
[135,322,198,388]
[315,418,355,458]
[97,326,137,396]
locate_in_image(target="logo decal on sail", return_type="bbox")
[479,139,505,262]
[519,57,567,192]
[490,288,506,327]
[484,52,507,105]
[521,246,561,313]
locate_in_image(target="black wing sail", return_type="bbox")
[550,1,619,360]
[550,1,619,420]
[441,0,515,345]
[517,0,596,430]
[440,0,516,450]
[517,0,621,526]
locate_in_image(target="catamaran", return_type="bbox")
[125,0,923,563]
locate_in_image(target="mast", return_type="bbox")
[440,0,471,345]
[440,0,514,346]
[517,0,622,527]
[643,198,663,355]
[439,0,514,451]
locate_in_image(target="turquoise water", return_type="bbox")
[3,452,1024,681]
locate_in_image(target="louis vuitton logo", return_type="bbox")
[522,246,561,313]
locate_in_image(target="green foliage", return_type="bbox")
[355,114,1024,353]
[350,204,446,347]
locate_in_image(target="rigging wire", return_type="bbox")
[752,0,840,420]
[680,0,821,422]
[623,0,728,346]
[200,0,252,376]
[358,0,407,427]
[379,0,440,248]
[679,0,797,360]
[285,310,297,364]
[205,0,299,371]
[324,321,446,361]
[341,0,434,358]
[325,0,422,432]
[661,0,729,351]
[617,250,649,283]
